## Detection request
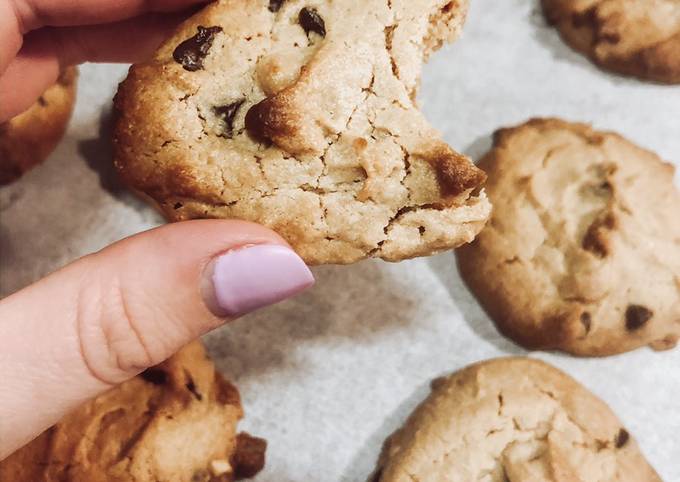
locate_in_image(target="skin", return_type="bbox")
[0,0,211,120]
[0,0,313,460]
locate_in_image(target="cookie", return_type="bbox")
[456,118,680,356]
[373,358,661,482]
[0,341,266,482]
[542,0,680,83]
[0,67,78,185]
[113,0,490,265]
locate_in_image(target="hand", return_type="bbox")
[0,221,315,460]
[1,0,210,121]
[0,1,316,461]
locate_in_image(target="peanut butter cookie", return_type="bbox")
[373,358,660,481]
[113,0,490,265]
[543,0,680,83]
[0,341,266,482]
[0,68,77,185]
[457,118,680,356]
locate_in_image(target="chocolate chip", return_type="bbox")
[244,99,272,143]
[185,377,203,401]
[580,312,592,335]
[173,26,223,72]
[232,433,267,479]
[615,428,630,448]
[582,232,608,257]
[213,99,245,138]
[625,305,653,331]
[299,7,326,37]
[245,97,296,145]
[37,96,48,107]
[140,368,168,385]
[215,375,241,406]
[268,0,284,12]
[582,213,616,258]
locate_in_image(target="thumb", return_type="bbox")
[0,220,314,459]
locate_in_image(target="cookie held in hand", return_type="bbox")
[542,0,680,84]
[113,0,490,265]
[0,68,78,185]
[457,118,680,356]
[0,341,266,482]
[373,358,661,482]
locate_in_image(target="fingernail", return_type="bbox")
[210,244,314,317]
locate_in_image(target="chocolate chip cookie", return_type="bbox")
[542,0,680,83]
[113,0,490,265]
[0,68,78,185]
[373,358,661,482]
[0,341,266,482]
[457,118,680,356]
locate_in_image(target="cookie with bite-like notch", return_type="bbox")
[113,0,490,265]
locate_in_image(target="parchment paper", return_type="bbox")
[1,1,679,480]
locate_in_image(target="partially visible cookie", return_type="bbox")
[113,0,490,265]
[0,341,266,482]
[373,358,661,482]
[542,0,680,83]
[0,68,78,185]
[456,118,680,356]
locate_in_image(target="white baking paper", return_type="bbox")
[1,0,679,480]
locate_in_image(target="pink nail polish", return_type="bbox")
[211,244,314,317]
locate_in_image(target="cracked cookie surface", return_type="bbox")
[0,68,77,185]
[373,358,660,482]
[0,341,266,482]
[457,118,680,356]
[113,0,490,265]
[542,0,680,83]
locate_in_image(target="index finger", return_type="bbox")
[0,0,209,94]
[14,0,211,31]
